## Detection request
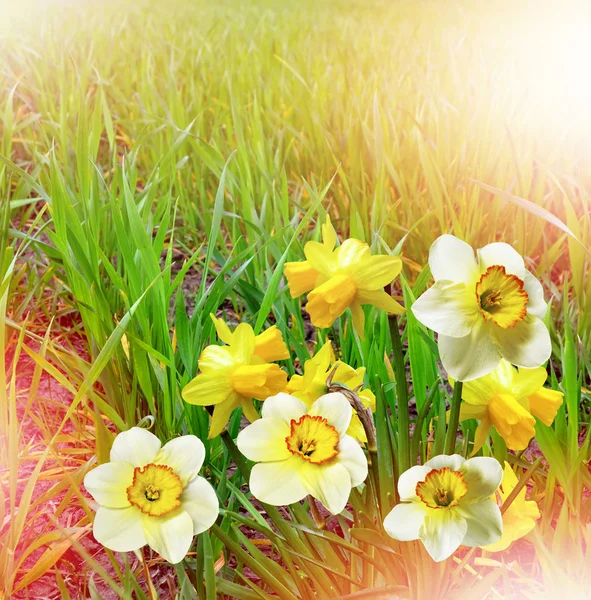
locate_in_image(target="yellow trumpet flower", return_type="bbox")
[286,341,375,443]
[483,461,540,552]
[284,216,404,337]
[84,427,219,564]
[182,315,289,438]
[453,359,563,453]
[412,235,551,381]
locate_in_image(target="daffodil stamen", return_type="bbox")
[127,464,184,517]
[415,467,468,509]
[286,415,339,464]
[475,265,529,328]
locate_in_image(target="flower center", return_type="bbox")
[126,464,183,517]
[475,265,528,328]
[416,467,468,509]
[286,415,339,464]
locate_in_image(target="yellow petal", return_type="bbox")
[346,413,367,443]
[208,394,241,439]
[304,241,337,276]
[241,398,261,423]
[306,274,357,328]
[182,372,234,406]
[458,402,488,421]
[527,387,563,426]
[232,363,287,399]
[210,314,234,345]
[357,289,405,314]
[336,239,371,269]
[197,345,236,373]
[284,260,320,298]
[349,301,365,338]
[354,255,402,290]
[488,394,536,451]
[471,418,493,455]
[511,365,548,400]
[229,323,256,363]
[321,214,337,250]
[254,326,290,362]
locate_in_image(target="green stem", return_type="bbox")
[220,430,251,479]
[410,378,440,463]
[388,315,410,474]
[444,381,463,455]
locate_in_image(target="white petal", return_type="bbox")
[261,393,308,424]
[299,461,352,515]
[439,321,500,382]
[492,315,551,369]
[93,506,146,553]
[411,282,479,338]
[336,435,368,487]
[84,462,133,508]
[142,510,194,564]
[420,509,468,562]
[458,499,503,547]
[523,270,547,319]
[460,457,503,503]
[477,242,525,279]
[249,456,308,506]
[156,435,205,486]
[424,454,466,472]
[110,427,161,467]
[308,392,352,436]
[428,235,479,284]
[383,502,426,541]
[236,417,291,463]
[397,465,429,501]
[181,476,219,534]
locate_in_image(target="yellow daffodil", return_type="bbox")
[84,427,219,564]
[453,359,563,453]
[284,216,404,337]
[483,461,540,552]
[286,341,375,443]
[384,454,503,562]
[182,315,289,438]
[236,392,368,514]
[412,235,551,381]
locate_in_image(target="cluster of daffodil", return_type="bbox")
[83,219,562,566]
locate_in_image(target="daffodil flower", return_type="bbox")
[83,427,219,564]
[286,341,375,443]
[383,454,503,562]
[182,316,289,438]
[236,392,368,515]
[483,461,540,552]
[284,216,404,337]
[453,359,563,452]
[411,234,551,381]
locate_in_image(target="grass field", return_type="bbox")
[1,0,590,598]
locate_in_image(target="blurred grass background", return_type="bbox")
[0,0,590,596]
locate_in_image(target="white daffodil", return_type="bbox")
[411,234,551,381]
[84,427,219,564]
[236,392,368,515]
[383,454,503,562]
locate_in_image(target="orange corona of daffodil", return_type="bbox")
[284,216,404,337]
[452,359,563,453]
[182,315,289,438]
[286,341,375,443]
[483,461,541,553]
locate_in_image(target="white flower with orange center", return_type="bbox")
[236,392,368,514]
[383,454,503,562]
[84,427,219,564]
[411,235,551,381]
